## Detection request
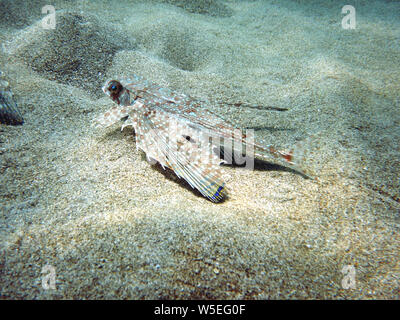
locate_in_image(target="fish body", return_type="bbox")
[94,75,305,202]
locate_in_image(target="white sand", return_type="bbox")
[0,0,399,299]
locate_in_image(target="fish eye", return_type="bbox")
[108,81,121,93]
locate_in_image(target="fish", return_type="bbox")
[93,75,307,202]
[0,70,24,126]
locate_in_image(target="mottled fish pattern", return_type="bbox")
[94,75,306,202]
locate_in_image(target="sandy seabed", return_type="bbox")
[0,0,399,299]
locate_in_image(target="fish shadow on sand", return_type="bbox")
[148,145,309,203]
[247,126,296,133]
[150,160,227,203]
[219,148,310,179]
[102,126,307,202]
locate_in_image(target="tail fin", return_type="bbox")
[251,137,316,179]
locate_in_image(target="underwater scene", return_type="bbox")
[0,0,399,299]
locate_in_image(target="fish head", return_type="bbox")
[103,79,131,107]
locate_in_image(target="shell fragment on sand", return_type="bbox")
[0,71,24,125]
